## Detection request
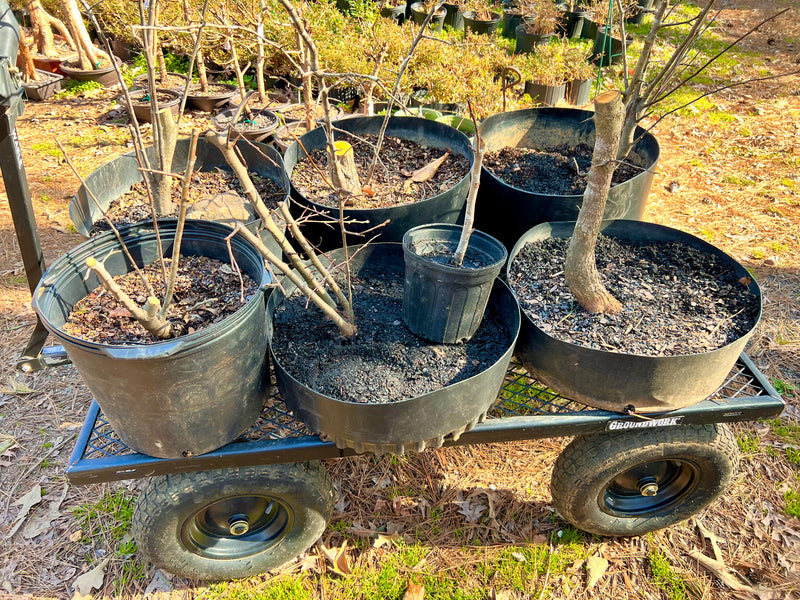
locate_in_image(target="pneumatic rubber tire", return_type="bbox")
[132,463,333,580]
[550,424,738,537]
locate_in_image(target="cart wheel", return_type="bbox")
[550,424,738,537]
[132,462,333,580]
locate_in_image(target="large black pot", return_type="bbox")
[32,220,271,458]
[267,243,520,454]
[475,107,659,251]
[284,116,474,250]
[60,52,122,87]
[508,220,762,413]
[461,10,501,35]
[69,138,289,257]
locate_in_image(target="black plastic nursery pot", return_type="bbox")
[627,0,654,24]
[475,107,659,251]
[566,78,592,106]
[131,71,189,93]
[32,220,272,458]
[592,26,624,65]
[461,10,501,35]
[514,28,552,54]
[126,89,181,123]
[212,107,280,142]
[22,69,63,101]
[186,83,240,112]
[562,9,587,38]
[60,53,122,87]
[69,137,290,258]
[410,2,445,32]
[380,3,406,24]
[524,81,566,106]
[284,116,474,250]
[501,10,521,37]
[442,2,463,30]
[507,220,762,413]
[266,243,520,454]
[403,224,507,343]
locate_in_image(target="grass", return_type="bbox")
[71,489,134,545]
[200,575,314,600]
[55,79,105,97]
[649,547,687,600]
[737,432,760,454]
[30,142,61,158]
[784,487,800,520]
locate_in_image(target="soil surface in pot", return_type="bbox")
[483,143,646,194]
[279,103,339,121]
[90,171,285,235]
[65,256,257,344]
[292,134,469,209]
[411,239,496,269]
[508,235,760,356]
[187,83,238,96]
[129,91,178,105]
[214,109,278,133]
[135,73,188,90]
[62,53,115,70]
[271,269,511,404]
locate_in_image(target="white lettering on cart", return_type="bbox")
[606,416,684,431]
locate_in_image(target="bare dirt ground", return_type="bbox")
[1,1,799,598]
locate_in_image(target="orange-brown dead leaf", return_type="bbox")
[410,152,450,183]
[403,582,425,600]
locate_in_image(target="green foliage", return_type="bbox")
[71,489,134,544]
[784,487,800,519]
[649,547,687,600]
[736,432,760,454]
[55,79,105,97]
[201,575,313,599]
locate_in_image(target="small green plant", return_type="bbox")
[769,241,787,254]
[698,227,715,241]
[736,432,759,454]
[113,539,147,596]
[772,379,798,397]
[71,489,134,544]
[30,142,62,158]
[649,547,687,600]
[784,487,800,519]
[786,447,800,466]
[56,79,105,97]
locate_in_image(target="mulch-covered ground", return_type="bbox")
[0,1,799,597]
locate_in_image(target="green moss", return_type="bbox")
[649,547,687,600]
[736,432,759,454]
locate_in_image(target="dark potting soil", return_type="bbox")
[411,239,497,269]
[271,269,512,404]
[508,236,760,356]
[483,143,646,195]
[89,171,285,235]
[291,134,470,209]
[65,256,257,344]
[138,73,188,90]
[214,109,279,133]
[187,83,238,97]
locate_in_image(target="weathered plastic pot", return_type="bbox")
[212,107,280,142]
[22,69,62,101]
[627,0,654,24]
[284,116,474,250]
[566,78,592,106]
[462,10,501,35]
[32,220,272,458]
[436,114,476,135]
[267,243,520,454]
[592,26,624,65]
[410,2,445,32]
[126,89,181,123]
[132,71,189,93]
[186,83,240,112]
[69,137,290,259]
[442,2,463,30]
[580,18,598,39]
[475,107,660,251]
[501,10,521,37]
[524,81,566,106]
[562,9,587,38]
[507,220,762,413]
[515,27,552,53]
[60,53,122,87]
[380,3,406,24]
[403,224,507,343]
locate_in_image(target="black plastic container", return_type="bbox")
[515,28,552,54]
[32,220,271,458]
[475,107,660,251]
[442,2,463,30]
[524,81,566,105]
[131,71,189,93]
[410,2,446,32]
[22,70,63,101]
[380,3,406,24]
[284,116,474,250]
[461,10,501,35]
[60,53,122,87]
[267,243,520,454]
[69,137,290,257]
[592,26,624,65]
[566,78,592,106]
[562,9,587,38]
[627,0,654,24]
[508,220,762,413]
[212,107,280,142]
[501,10,521,37]
[186,83,240,112]
[403,224,507,343]
[126,89,181,123]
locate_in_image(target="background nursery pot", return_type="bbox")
[69,137,289,258]
[126,89,181,123]
[403,223,507,343]
[32,220,272,458]
[284,116,474,250]
[461,10,502,35]
[22,69,63,101]
[267,243,520,454]
[59,52,123,87]
[475,107,659,250]
[508,220,762,413]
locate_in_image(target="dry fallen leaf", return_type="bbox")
[318,540,352,576]
[23,485,68,539]
[585,555,609,589]
[73,557,109,597]
[1,378,38,395]
[374,532,402,549]
[410,152,450,183]
[738,276,753,287]
[6,485,42,538]
[403,582,425,600]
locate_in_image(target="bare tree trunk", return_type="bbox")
[18,31,39,81]
[565,90,625,315]
[152,107,178,215]
[60,0,98,69]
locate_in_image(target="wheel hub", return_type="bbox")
[228,514,250,536]
[638,479,659,497]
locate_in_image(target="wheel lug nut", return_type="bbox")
[640,482,659,496]
[228,515,250,536]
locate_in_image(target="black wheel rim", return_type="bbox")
[181,494,293,560]
[601,459,699,517]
